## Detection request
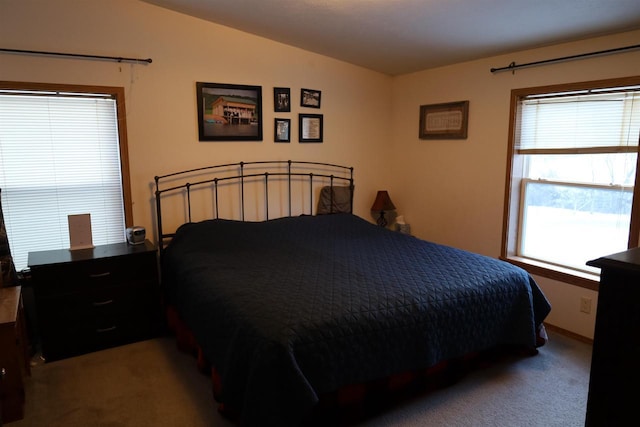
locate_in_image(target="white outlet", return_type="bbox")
[580,297,592,314]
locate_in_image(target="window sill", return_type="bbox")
[501,256,600,291]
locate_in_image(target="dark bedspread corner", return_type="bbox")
[529,274,552,347]
[162,213,551,426]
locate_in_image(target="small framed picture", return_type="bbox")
[299,114,323,143]
[274,87,290,112]
[274,118,291,143]
[419,100,469,140]
[300,88,321,108]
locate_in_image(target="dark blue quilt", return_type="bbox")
[162,214,550,426]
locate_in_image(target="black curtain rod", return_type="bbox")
[490,43,640,74]
[0,48,152,64]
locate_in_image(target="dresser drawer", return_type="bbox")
[39,301,159,361]
[35,280,154,327]
[31,251,157,296]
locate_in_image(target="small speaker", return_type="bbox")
[126,226,146,245]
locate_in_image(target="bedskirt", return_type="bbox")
[166,304,547,425]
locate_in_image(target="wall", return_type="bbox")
[0,0,392,236]
[391,29,640,338]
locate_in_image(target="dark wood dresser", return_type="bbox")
[0,286,30,423]
[28,240,162,362]
[585,247,640,426]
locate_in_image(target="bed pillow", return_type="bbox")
[316,185,353,214]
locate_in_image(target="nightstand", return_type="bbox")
[28,240,162,362]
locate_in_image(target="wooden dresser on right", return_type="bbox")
[585,247,640,426]
[0,285,29,424]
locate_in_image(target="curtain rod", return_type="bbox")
[0,48,152,64]
[490,43,640,74]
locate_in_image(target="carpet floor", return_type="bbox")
[9,328,591,426]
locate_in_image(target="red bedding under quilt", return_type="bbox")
[166,305,547,425]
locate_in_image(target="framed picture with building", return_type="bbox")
[196,82,263,141]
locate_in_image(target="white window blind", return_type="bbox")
[0,92,126,270]
[517,90,640,152]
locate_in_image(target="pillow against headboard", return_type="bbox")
[316,185,353,215]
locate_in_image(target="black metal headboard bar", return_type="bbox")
[154,160,354,249]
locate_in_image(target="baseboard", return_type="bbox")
[544,322,593,345]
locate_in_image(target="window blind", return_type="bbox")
[517,90,640,152]
[0,92,126,270]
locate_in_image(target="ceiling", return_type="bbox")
[142,0,640,75]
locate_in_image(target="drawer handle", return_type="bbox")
[93,299,114,307]
[96,326,117,333]
[89,272,111,278]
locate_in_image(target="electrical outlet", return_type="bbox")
[580,297,592,314]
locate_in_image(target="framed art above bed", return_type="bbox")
[300,88,321,108]
[299,114,323,143]
[273,87,290,112]
[274,118,291,142]
[196,82,263,141]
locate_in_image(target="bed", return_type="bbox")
[155,161,551,426]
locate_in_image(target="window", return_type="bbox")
[0,82,132,270]
[503,77,640,289]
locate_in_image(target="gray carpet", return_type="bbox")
[10,329,591,426]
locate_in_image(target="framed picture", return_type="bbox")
[196,82,263,141]
[274,118,291,142]
[300,88,321,108]
[299,114,323,143]
[273,87,291,112]
[419,100,469,140]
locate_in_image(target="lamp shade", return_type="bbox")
[371,191,396,211]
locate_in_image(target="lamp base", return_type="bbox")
[376,211,388,227]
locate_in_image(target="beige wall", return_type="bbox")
[2,0,640,338]
[391,29,640,338]
[0,0,393,234]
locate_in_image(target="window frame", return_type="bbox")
[0,80,134,235]
[502,76,640,291]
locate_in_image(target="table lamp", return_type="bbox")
[371,190,395,227]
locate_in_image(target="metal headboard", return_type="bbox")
[154,160,354,250]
